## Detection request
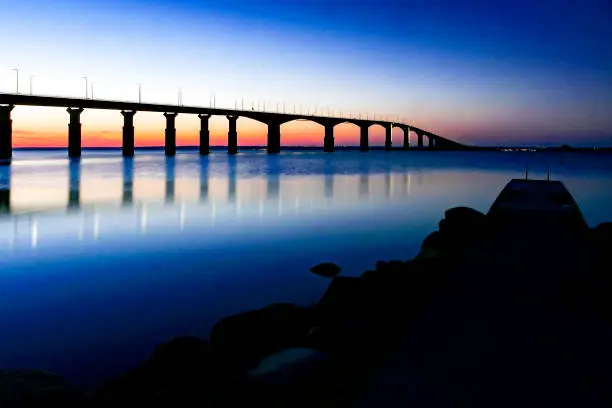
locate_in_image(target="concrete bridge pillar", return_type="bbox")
[324,124,335,152]
[121,110,136,157]
[360,125,369,151]
[67,107,84,158]
[417,132,424,148]
[385,125,392,151]
[164,112,178,157]
[227,115,238,155]
[403,128,410,150]
[428,135,434,149]
[0,105,14,161]
[122,158,134,206]
[198,114,211,155]
[267,122,281,154]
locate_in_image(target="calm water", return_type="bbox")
[0,149,610,389]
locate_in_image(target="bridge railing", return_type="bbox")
[2,91,407,123]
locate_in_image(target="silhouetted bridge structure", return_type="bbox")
[0,93,465,160]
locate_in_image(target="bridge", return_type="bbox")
[0,93,465,160]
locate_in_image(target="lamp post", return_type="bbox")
[29,74,33,96]
[12,69,19,94]
[82,76,88,99]
[178,88,182,106]
[137,83,142,103]
[91,82,96,99]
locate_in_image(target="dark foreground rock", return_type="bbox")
[0,370,87,408]
[310,262,342,278]
[210,303,314,375]
[92,336,220,407]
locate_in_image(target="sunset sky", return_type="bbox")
[1,0,611,147]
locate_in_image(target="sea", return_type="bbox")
[0,148,610,389]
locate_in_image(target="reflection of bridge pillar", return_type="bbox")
[200,160,209,202]
[403,128,410,150]
[359,125,369,152]
[228,157,236,203]
[0,105,14,160]
[67,108,84,158]
[227,115,238,155]
[385,125,392,151]
[428,135,434,149]
[267,122,281,154]
[198,114,211,155]
[122,158,134,206]
[165,157,175,203]
[324,124,335,153]
[385,172,391,198]
[324,173,334,199]
[121,110,136,157]
[359,174,369,198]
[164,113,178,157]
[0,165,10,213]
[417,132,424,148]
[68,160,80,209]
[267,176,280,200]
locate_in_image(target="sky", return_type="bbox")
[1,0,611,147]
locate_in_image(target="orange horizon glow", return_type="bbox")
[12,122,408,148]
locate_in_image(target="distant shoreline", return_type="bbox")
[12,146,612,153]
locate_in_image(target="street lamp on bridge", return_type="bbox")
[137,83,142,103]
[12,69,19,94]
[29,74,33,96]
[82,76,88,99]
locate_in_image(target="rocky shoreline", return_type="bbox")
[2,206,611,408]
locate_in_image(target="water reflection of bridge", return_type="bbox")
[0,158,420,246]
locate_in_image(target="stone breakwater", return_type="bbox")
[1,207,611,408]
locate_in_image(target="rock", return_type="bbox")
[0,370,87,408]
[93,336,217,407]
[210,303,313,374]
[315,277,370,325]
[444,206,486,225]
[248,348,327,379]
[421,230,442,251]
[146,336,211,380]
[310,262,341,278]
[438,206,489,253]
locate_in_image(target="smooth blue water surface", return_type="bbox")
[0,149,610,389]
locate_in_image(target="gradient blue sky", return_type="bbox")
[1,0,611,146]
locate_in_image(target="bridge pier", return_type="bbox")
[67,107,84,158]
[385,125,392,151]
[360,125,369,151]
[227,115,238,155]
[267,122,281,154]
[403,128,410,150]
[121,110,136,157]
[198,114,211,155]
[0,105,14,161]
[324,124,334,152]
[164,112,178,157]
[417,132,424,148]
[428,135,434,149]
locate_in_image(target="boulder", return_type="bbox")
[309,262,341,278]
[0,370,87,408]
[93,336,217,407]
[210,303,313,374]
[315,277,370,325]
